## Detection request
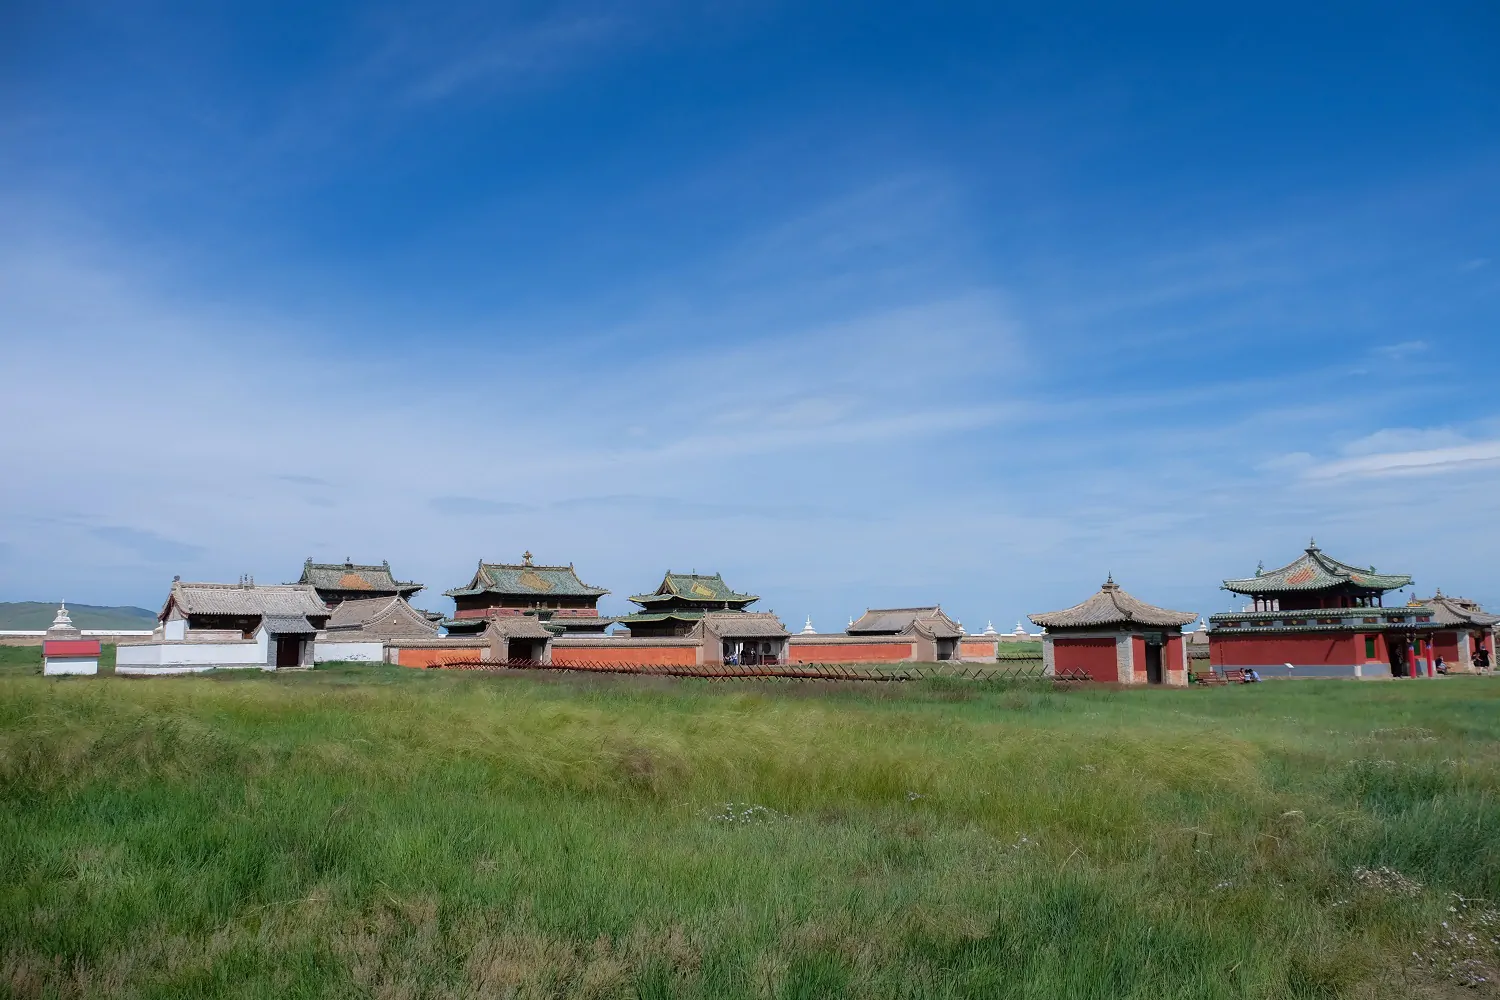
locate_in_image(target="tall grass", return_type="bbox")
[1,664,1497,998]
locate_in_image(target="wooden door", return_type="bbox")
[275,636,300,668]
[1145,643,1163,684]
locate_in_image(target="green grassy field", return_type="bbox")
[2,662,1497,999]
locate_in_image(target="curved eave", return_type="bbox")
[1221,575,1412,594]
[1030,614,1196,629]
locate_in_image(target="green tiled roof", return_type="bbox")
[616,611,708,623]
[629,572,757,608]
[298,559,422,596]
[445,557,609,598]
[1222,542,1412,595]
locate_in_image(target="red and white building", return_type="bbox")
[42,603,101,676]
[1029,578,1196,685]
[1208,542,1437,679]
[1418,592,1497,673]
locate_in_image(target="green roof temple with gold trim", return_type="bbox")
[443,552,613,636]
[617,571,760,638]
[296,558,424,607]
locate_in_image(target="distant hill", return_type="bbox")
[0,602,157,630]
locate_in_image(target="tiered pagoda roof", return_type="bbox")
[618,572,760,632]
[1029,577,1196,630]
[625,573,757,618]
[445,554,609,599]
[1222,542,1411,596]
[298,559,423,600]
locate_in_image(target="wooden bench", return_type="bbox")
[1192,668,1227,686]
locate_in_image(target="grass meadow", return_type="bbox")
[2,651,1499,999]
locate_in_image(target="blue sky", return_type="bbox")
[2,1,1497,626]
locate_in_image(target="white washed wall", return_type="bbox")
[116,638,268,672]
[314,641,385,663]
[44,656,99,676]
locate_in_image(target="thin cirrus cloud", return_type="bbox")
[1371,340,1429,360]
[1303,440,1500,480]
[430,494,842,521]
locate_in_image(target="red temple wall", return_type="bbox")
[551,644,698,667]
[1210,633,1359,667]
[1165,635,1184,675]
[1053,637,1118,682]
[395,646,485,668]
[1433,631,1462,663]
[788,641,915,663]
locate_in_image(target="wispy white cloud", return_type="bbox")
[1305,440,1500,479]
[400,12,634,104]
[1371,339,1429,360]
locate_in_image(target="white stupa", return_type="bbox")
[981,621,998,636]
[801,616,816,634]
[43,602,100,676]
[1012,622,1029,636]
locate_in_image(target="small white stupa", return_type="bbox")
[1011,622,1029,636]
[801,616,816,635]
[981,621,998,636]
[43,602,100,676]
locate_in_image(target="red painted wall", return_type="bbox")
[43,639,101,656]
[959,640,995,658]
[1131,637,1146,682]
[1165,635,1183,674]
[1053,637,1117,682]
[395,647,485,668]
[552,645,697,667]
[789,641,915,663]
[1209,633,1358,666]
[1432,631,1462,663]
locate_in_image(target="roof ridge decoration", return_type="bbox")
[297,558,422,595]
[445,556,609,598]
[628,571,758,607]
[1028,578,1196,630]
[1222,543,1412,595]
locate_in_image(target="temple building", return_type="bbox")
[443,553,613,636]
[1208,541,1437,678]
[314,595,441,663]
[297,558,423,607]
[617,572,759,638]
[847,607,963,661]
[1030,577,1197,685]
[117,578,332,673]
[1416,591,1497,673]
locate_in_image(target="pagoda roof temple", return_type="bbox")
[1222,541,1412,597]
[1030,577,1197,631]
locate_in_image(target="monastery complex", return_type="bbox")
[49,542,1492,682]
